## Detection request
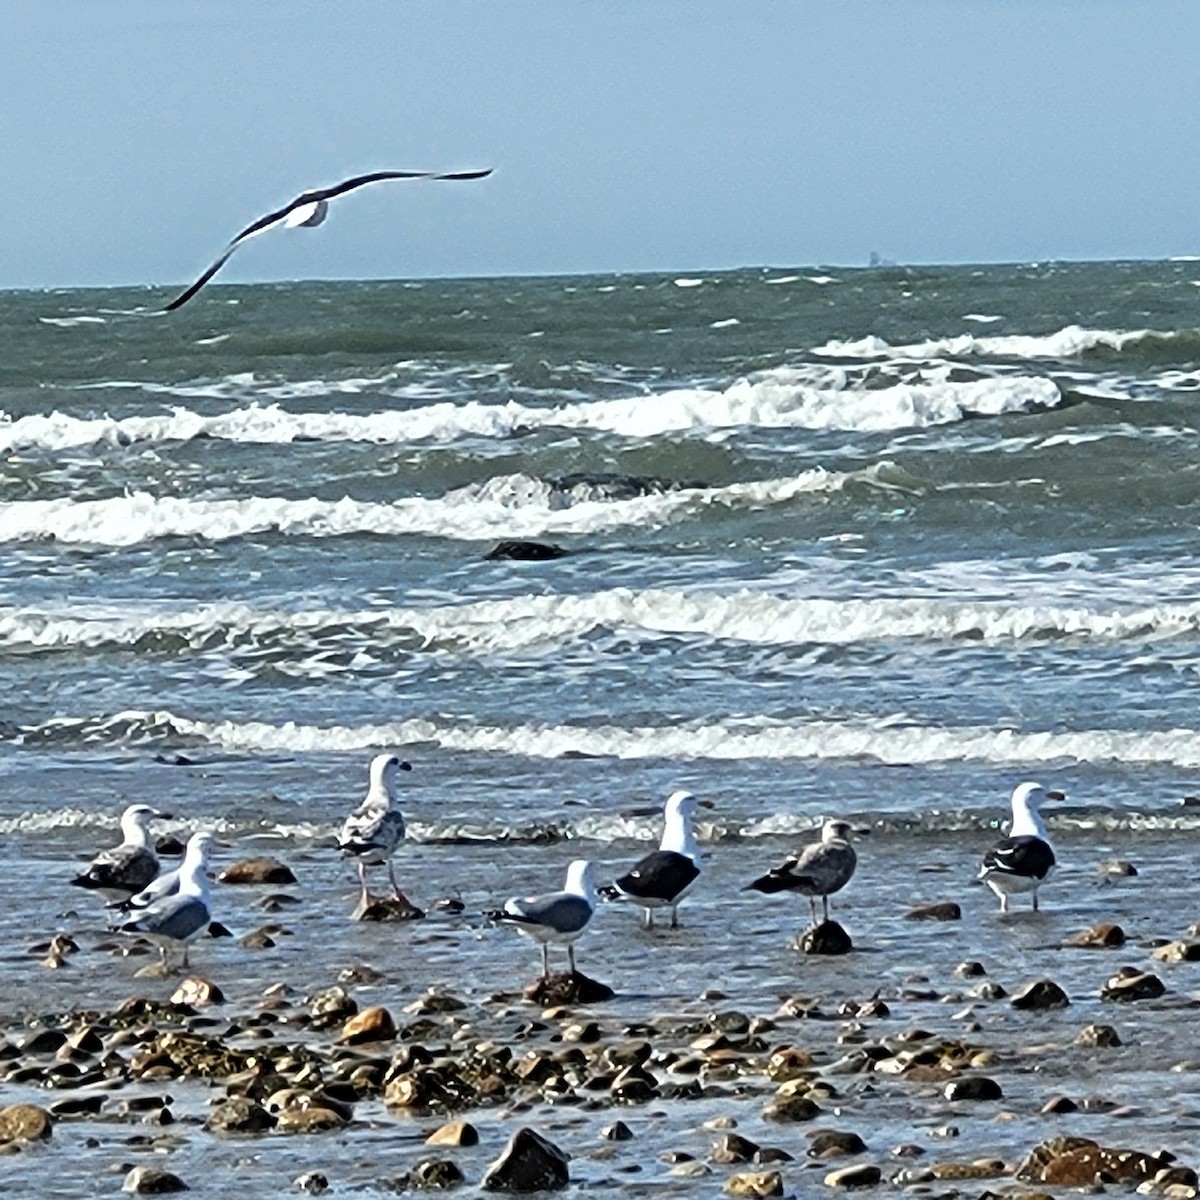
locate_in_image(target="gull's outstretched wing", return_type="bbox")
[161,167,493,312]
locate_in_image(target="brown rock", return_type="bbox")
[929,1160,1007,1180]
[905,902,962,921]
[203,1097,274,1134]
[0,1104,53,1143]
[340,1006,397,1044]
[218,856,297,885]
[1010,979,1070,1010]
[724,1171,783,1197]
[481,1126,570,1192]
[352,894,425,921]
[1064,922,1126,948]
[1152,941,1200,964]
[1018,1136,1168,1186]
[523,972,615,1006]
[766,1047,815,1082]
[170,977,224,1006]
[427,1120,479,1147]
[274,1105,348,1134]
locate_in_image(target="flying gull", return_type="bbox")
[602,790,703,929]
[978,781,1064,912]
[70,804,172,899]
[119,831,218,969]
[493,859,596,978]
[161,166,493,311]
[747,819,861,924]
[337,753,413,906]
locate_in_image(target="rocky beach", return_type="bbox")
[3,813,1200,1197]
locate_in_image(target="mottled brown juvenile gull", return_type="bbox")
[978,781,1064,913]
[70,803,172,898]
[337,753,413,906]
[118,831,217,969]
[161,167,493,311]
[604,790,702,930]
[747,818,860,923]
[494,860,596,978]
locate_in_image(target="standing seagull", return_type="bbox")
[70,804,172,899]
[747,819,860,925]
[493,860,596,978]
[160,166,493,311]
[337,754,413,907]
[119,831,218,969]
[604,790,703,929]
[978,782,1064,913]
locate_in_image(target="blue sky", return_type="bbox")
[6,1,1200,290]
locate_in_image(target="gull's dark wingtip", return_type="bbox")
[439,167,494,181]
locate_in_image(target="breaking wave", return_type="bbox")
[16,708,1200,771]
[0,465,895,548]
[812,324,1156,362]
[4,589,1200,658]
[0,371,1062,453]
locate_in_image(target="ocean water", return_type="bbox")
[4,261,1200,1193]
[4,260,1200,846]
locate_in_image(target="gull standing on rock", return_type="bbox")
[118,831,218,969]
[603,790,703,929]
[337,754,413,907]
[747,819,860,925]
[493,860,596,978]
[978,782,1064,913]
[70,804,172,899]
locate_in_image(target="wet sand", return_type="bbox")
[2,826,1199,1196]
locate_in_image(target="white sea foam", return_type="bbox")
[4,590,1199,657]
[812,324,1151,361]
[0,465,881,548]
[30,708,1200,769]
[2,366,1063,455]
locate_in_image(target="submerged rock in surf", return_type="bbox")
[484,540,568,561]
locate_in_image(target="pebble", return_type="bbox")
[1010,979,1070,1010]
[1102,968,1166,1002]
[724,1170,783,1197]
[905,902,962,921]
[824,1163,882,1188]
[1064,922,1126,948]
[122,1166,189,1195]
[218,857,297,885]
[426,1120,479,1147]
